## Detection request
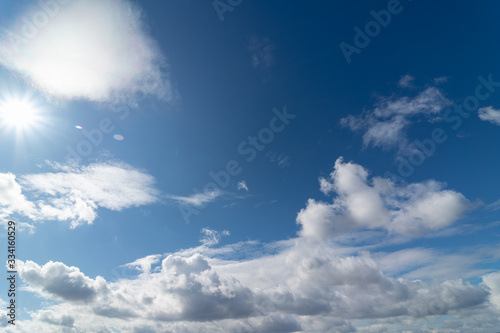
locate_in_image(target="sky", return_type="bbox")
[0,0,499,332]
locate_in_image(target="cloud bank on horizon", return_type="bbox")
[3,157,500,332]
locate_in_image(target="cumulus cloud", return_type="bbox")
[483,272,500,312]
[298,157,469,239]
[478,106,500,126]
[0,0,174,102]
[18,260,108,302]
[0,161,159,228]
[341,85,451,151]
[13,236,494,332]
[8,158,497,332]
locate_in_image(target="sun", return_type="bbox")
[0,98,40,130]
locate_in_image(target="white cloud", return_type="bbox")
[478,106,500,126]
[13,237,494,332]
[237,180,249,191]
[398,74,414,88]
[0,0,174,102]
[483,272,500,312]
[8,158,498,332]
[341,86,451,150]
[299,157,469,238]
[0,161,159,228]
[199,228,230,246]
[166,190,221,207]
[18,260,109,302]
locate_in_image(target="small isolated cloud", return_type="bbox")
[0,161,159,228]
[0,0,174,102]
[478,106,500,126]
[200,228,230,246]
[398,74,414,88]
[298,157,470,239]
[341,85,451,151]
[237,180,249,191]
[266,152,290,168]
[434,76,449,84]
[248,36,275,70]
[166,190,221,207]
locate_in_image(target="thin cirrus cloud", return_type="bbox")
[10,158,499,332]
[0,0,174,103]
[0,161,159,228]
[166,190,222,207]
[341,84,452,151]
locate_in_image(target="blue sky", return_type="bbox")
[0,0,500,331]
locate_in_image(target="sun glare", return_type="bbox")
[0,98,39,130]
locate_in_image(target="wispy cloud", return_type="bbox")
[266,152,290,168]
[199,228,230,246]
[166,190,221,207]
[248,36,275,70]
[237,180,249,191]
[0,0,174,103]
[341,84,451,151]
[0,161,159,228]
[478,106,500,126]
[398,74,414,88]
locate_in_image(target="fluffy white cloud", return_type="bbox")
[0,0,174,102]
[478,106,500,126]
[341,86,451,150]
[0,161,159,228]
[482,272,500,312]
[13,236,494,332]
[18,260,108,302]
[299,157,469,238]
[8,159,497,332]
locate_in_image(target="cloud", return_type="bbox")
[299,157,469,239]
[478,106,500,126]
[199,228,230,246]
[14,237,494,332]
[237,180,249,191]
[18,260,108,302]
[166,190,221,207]
[341,85,452,151]
[0,0,174,102]
[0,173,36,218]
[266,152,290,168]
[433,76,449,84]
[9,158,497,332]
[0,161,159,228]
[483,272,500,312]
[398,74,414,88]
[248,36,275,70]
